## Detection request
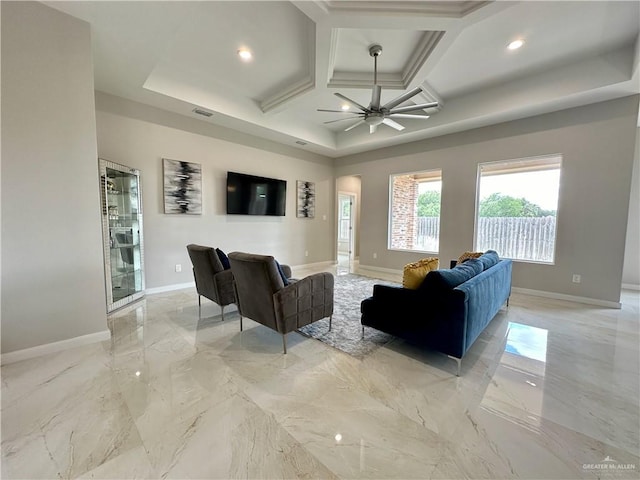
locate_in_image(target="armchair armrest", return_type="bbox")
[213,268,236,305]
[273,272,333,333]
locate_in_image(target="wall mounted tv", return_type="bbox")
[226,171,287,216]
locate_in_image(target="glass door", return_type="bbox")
[99,159,145,312]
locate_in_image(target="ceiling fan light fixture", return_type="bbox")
[317,43,439,134]
[507,39,524,50]
[237,48,253,61]
[364,114,384,126]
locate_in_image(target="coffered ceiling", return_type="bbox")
[45,1,640,158]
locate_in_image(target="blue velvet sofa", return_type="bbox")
[361,251,512,375]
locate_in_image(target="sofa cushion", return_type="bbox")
[420,261,481,292]
[457,251,483,265]
[478,250,500,270]
[462,258,484,275]
[216,248,231,270]
[402,257,439,289]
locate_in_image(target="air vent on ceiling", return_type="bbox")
[192,107,213,117]
[295,140,307,146]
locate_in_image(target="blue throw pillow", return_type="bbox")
[478,250,499,270]
[421,261,480,292]
[463,258,484,275]
[215,248,231,270]
[275,260,289,286]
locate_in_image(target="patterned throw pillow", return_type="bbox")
[402,257,440,289]
[456,251,483,265]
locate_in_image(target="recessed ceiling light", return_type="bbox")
[341,104,350,111]
[237,48,252,61]
[507,39,524,50]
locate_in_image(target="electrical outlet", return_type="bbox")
[373,252,377,259]
[305,250,309,257]
[175,264,182,273]
[572,274,581,283]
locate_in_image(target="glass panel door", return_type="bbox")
[100,159,145,312]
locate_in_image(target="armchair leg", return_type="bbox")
[282,334,287,354]
[198,295,201,318]
[329,315,332,331]
[240,315,243,332]
[221,305,225,322]
[362,326,365,339]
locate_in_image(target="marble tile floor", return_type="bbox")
[1,265,639,479]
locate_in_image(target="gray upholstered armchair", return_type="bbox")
[228,252,334,353]
[186,244,237,320]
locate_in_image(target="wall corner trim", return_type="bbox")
[1,330,111,366]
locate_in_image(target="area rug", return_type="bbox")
[298,274,398,359]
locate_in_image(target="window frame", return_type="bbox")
[387,168,443,254]
[473,154,562,265]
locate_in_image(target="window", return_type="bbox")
[338,196,351,242]
[389,169,442,252]
[475,155,561,263]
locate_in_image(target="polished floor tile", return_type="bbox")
[2,265,639,479]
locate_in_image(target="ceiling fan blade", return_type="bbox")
[389,102,439,114]
[334,93,370,113]
[345,119,366,132]
[371,85,382,110]
[389,113,431,119]
[323,116,362,124]
[381,86,423,111]
[369,124,378,134]
[382,118,405,131]
[317,109,359,113]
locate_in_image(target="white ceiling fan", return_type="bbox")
[318,44,439,134]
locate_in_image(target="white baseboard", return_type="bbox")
[146,281,195,295]
[622,283,640,291]
[289,260,336,270]
[511,287,621,309]
[357,264,403,276]
[1,330,111,366]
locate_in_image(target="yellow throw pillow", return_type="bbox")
[457,251,483,265]
[403,257,440,289]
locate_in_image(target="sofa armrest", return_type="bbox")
[273,272,334,333]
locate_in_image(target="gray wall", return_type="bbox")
[95,94,336,289]
[1,2,107,353]
[622,128,640,288]
[336,97,639,304]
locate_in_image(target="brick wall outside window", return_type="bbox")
[390,174,418,249]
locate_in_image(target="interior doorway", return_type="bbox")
[337,192,357,273]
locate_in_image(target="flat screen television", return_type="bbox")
[226,171,287,216]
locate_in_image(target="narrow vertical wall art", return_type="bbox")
[297,180,315,218]
[163,158,202,214]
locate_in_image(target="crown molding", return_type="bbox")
[402,31,445,86]
[328,30,444,90]
[319,1,491,17]
[259,76,316,113]
[260,24,317,113]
